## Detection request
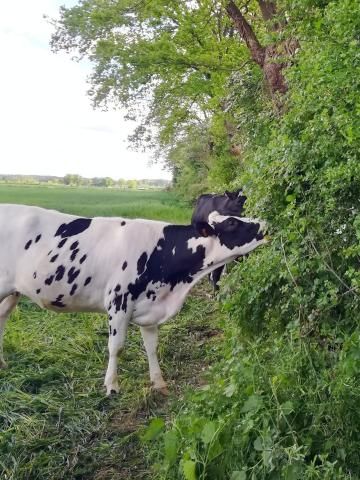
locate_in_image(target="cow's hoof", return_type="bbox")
[152,385,169,397]
[105,382,119,396]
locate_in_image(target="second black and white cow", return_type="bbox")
[0,204,266,395]
[192,189,247,291]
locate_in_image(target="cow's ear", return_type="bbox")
[195,222,215,237]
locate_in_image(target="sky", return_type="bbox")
[0,1,171,181]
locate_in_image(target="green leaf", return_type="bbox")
[224,383,237,397]
[207,439,224,462]
[282,463,303,480]
[241,394,263,413]
[286,194,296,203]
[141,417,165,442]
[164,430,178,466]
[254,436,263,451]
[281,401,294,415]
[263,449,272,467]
[201,421,217,444]
[230,471,246,480]
[183,460,197,480]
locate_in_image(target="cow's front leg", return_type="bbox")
[104,312,130,396]
[140,325,168,395]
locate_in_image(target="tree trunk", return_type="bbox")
[225,0,265,67]
[225,0,288,97]
[264,45,288,95]
[258,0,277,22]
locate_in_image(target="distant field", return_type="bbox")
[0,184,219,480]
[0,184,192,223]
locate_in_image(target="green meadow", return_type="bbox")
[0,184,191,222]
[0,185,221,479]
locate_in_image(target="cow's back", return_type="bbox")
[191,194,217,224]
[0,204,74,266]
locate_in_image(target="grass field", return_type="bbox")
[0,185,192,223]
[0,186,221,480]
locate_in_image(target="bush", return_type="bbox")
[148,1,360,478]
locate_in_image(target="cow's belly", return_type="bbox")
[18,282,106,314]
[132,283,189,327]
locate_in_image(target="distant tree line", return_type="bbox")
[0,174,170,189]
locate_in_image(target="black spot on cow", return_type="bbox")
[108,315,112,321]
[113,329,117,336]
[36,288,41,294]
[57,238,67,248]
[137,252,148,275]
[50,254,59,263]
[121,221,126,226]
[113,294,123,313]
[48,250,52,256]
[112,291,129,313]
[109,325,112,335]
[35,234,41,243]
[24,240,32,250]
[79,254,87,264]
[122,292,129,312]
[45,275,54,286]
[107,302,112,311]
[70,283,77,296]
[51,294,66,308]
[84,276,91,286]
[70,249,79,262]
[33,272,37,279]
[108,289,112,295]
[122,261,127,271]
[55,265,65,281]
[67,267,80,284]
[146,289,155,299]
[55,218,92,238]
[127,225,207,302]
[70,241,79,250]
[114,284,121,292]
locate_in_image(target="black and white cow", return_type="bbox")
[192,189,247,291]
[0,204,266,395]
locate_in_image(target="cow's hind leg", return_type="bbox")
[0,293,20,368]
[140,325,168,395]
[104,312,130,396]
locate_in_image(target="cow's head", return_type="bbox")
[196,211,267,257]
[220,189,247,216]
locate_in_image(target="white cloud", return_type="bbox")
[0,0,171,180]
